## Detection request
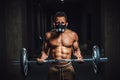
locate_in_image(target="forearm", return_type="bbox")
[74,48,83,59]
[40,51,48,60]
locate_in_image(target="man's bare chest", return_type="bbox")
[49,35,74,47]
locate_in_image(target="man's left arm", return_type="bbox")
[72,33,83,61]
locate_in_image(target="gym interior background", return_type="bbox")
[0,0,120,80]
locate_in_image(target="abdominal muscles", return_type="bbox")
[51,46,72,64]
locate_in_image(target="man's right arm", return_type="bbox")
[37,33,50,63]
[40,41,49,59]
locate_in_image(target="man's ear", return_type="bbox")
[53,22,55,26]
[66,22,68,26]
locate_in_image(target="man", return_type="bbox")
[37,12,83,80]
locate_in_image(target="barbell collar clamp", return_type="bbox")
[100,57,108,62]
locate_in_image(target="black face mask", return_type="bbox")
[54,23,67,33]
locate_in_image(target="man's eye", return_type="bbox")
[61,22,65,24]
[55,22,65,25]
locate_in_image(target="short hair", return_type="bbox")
[54,12,67,21]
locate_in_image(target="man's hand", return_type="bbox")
[36,58,45,64]
[77,57,85,64]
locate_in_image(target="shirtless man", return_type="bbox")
[37,12,83,80]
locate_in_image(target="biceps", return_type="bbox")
[73,41,79,50]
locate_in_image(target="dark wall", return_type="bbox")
[101,0,120,80]
[4,0,27,80]
[0,1,7,80]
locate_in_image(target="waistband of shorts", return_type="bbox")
[51,62,72,68]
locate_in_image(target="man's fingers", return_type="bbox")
[36,58,44,63]
[77,58,85,64]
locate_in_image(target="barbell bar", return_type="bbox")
[13,45,108,76]
[19,57,107,63]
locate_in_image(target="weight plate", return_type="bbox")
[92,45,100,74]
[20,48,28,76]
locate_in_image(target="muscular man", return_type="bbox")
[37,12,83,80]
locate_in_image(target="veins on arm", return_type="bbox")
[72,33,83,59]
[40,34,50,60]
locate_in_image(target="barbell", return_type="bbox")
[13,45,108,76]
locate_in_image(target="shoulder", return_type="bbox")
[66,29,78,37]
[66,29,79,41]
[45,30,55,40]
[45,31,51,40]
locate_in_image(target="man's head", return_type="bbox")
[53,12,68,33]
